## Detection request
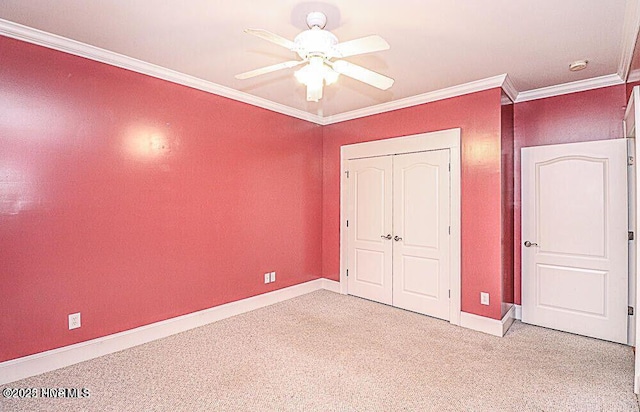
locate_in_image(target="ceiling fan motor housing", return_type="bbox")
[294,28,338,59]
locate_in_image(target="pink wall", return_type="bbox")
[512,85,626,304]
[3,31,627,364]
[322,89,506,319]
[0,37,323,362]
[501,100,515,317]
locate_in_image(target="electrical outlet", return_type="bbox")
[270,271,276,282]
[480,292,490,306]
[264,273,271,284]
[68,312,81,330]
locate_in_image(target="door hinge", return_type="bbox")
[346,269,349,277]
[345,170,350,178]
[629,156,635,166]
[448,226,451,235]
[448,163,451,172]
[629,231,635,241]
[629,306,634,316]
[448,289,451,298]
[346,219,349,227]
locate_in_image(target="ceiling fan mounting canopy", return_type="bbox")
[305,11,327,29]
[236,11,394,102]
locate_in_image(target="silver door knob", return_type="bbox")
[381,234,392,240]
[394,235,403,241]
[524,241,538,247]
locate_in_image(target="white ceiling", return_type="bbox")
[0,1,637,121]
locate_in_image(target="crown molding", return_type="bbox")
[629,69,640,83]
[321,74,510,125]
[618,0,640,81]
[1,18,629,125]
[3,17,510,126]
[514,74,624,103]
[500,74,518,103]
[0,19,324,125]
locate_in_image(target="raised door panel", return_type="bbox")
[538,158,606,258]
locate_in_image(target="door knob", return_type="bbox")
[394,235,403,241]
[381,234,392,240]
[524,241,538,247]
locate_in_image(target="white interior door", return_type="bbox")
[521,139,628,344]
[347,156,393,305]
[392,150,450,320]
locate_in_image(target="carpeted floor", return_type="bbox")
[1,290,638,411]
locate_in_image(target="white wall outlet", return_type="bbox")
[264,273,271,284]
[480,292,490,306]
[270,271,276,282]
[68,312,81,330]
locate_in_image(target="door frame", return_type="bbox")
[623,85,640,393]
[339,128,462,326]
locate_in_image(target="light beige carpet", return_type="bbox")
[1,290,638,411]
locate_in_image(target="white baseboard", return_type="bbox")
[460,306,516,337]
[0,278,335,385]
[321,278,340,293]
[502,305,516,336]
[514,304,522,320]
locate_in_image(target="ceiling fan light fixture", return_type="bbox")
[306,78,324,102]
[294,56,340,100]
[324,67,339,85]
[293,67,339,100]
[294,56,321,84]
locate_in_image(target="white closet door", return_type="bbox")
[347,156,393,304]
[521,139,628,344]
[392,150,451,320]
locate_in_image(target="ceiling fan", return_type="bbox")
[235,12,394,102]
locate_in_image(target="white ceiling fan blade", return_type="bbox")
[330,60,394,90]
[332,35,390,58]
[235,60,304,80]
[244,29,296,50]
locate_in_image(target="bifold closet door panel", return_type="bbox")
[392,150,451,320]
[347,156,393,305]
